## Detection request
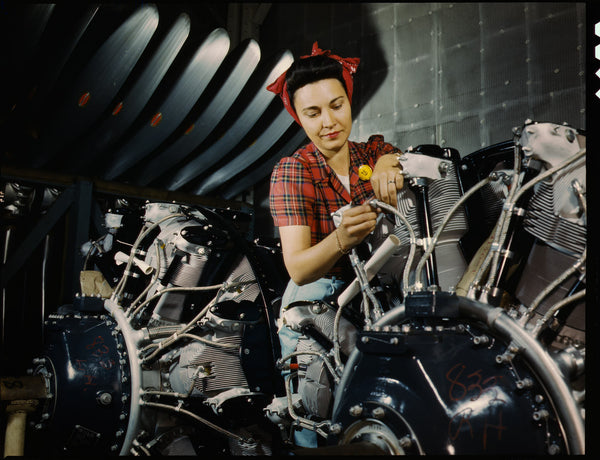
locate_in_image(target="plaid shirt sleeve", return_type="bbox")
[350,135,402,204]
[269,156,315,227]
[363,134,400,162]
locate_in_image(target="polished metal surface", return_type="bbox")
[135,38,261,186]
[1,4,303,200]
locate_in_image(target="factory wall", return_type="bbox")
[260,2,586,152]
[254,2,587,236]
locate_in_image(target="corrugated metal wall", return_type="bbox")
[260,2,585,154]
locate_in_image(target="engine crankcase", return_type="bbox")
[30,313,131,455]
[330,318,567,455]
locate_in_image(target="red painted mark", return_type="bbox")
[82,374,97,392]
[99,359,116,370]
[86,335,104,350]
[112,101,124,116]
[91,343,110,358]
[184,123,194,135]
[150,112,162,127]
[75,359,87,371]
[446,363,468,401]
[78,92,91,107]
[445,362,509,450]
[483,409,507,450]
[448,407,474,441]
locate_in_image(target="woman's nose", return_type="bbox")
[322,109,334,127]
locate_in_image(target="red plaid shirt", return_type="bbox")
[270,135,399,278]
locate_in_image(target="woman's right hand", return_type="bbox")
[278,204,380,285]
[336,203,380,251]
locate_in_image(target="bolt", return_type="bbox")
[533,409,549,421]
[98,392,113,405]
[329,423,342,435]
[399,435,412,448]
[548,443,561,455]
[516,378,533,390]
[349,405,363,417]
[310,303,325,314]
[473,335,489,346]
[372,407,385,419]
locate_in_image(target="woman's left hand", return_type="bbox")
[371,153,404,206]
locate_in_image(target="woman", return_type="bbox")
[267,42,403,446]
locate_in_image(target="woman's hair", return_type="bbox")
[285,55,347,110]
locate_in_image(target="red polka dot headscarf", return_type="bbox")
[266,42,360,125]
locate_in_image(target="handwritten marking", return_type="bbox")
[445,362,508,450]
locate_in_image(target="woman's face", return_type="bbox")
[293,78,352,158]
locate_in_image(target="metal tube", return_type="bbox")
[3,399,40,457]
[484,148,585,288]
[414,181,438,286]
[337,235,400,308]
[1,228,12,351]
[0,375,48,401]
[4,409,28,456]
[416,176,492,288]
[532,289,586,338]
[522,248,586,323]
[104,299,144,456]
[371,199,417,293]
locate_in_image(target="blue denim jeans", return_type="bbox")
[278,277,346,448]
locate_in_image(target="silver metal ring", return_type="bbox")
[388,180,395,184]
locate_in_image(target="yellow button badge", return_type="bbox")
[358,164,372,181]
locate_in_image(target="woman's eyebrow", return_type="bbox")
[301,105,320,113]
[301,96,345,113]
